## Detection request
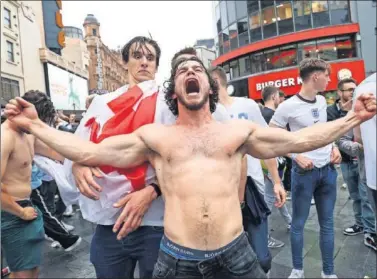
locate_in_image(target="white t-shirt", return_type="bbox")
[354,73,376,190]
[225,97,267,194]
[270,94,332,168]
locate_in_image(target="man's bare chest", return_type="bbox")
[9,136,34,170]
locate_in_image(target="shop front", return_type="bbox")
[247,59,365,104]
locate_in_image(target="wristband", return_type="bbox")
[150,183,161,197]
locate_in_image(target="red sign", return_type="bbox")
[248,60,366,100]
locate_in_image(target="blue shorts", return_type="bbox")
[1,200,45,272]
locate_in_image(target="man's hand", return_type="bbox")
[330,147,342,164]
[20,207,38,220]
[294,154,314,170]
[112,185,157,240]
[5,97,39,130]
[354,93,377,122]
[72,163,103,200]
[273,183,286,208]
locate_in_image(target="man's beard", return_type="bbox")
[177,93,209,112]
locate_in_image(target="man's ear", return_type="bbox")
[172,93,177,99]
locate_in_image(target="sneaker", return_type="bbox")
[268,235,285,248]
[321,271,338,278]
[51,241,62,248]
[343,224,364,236]
[45,234,54,242]
[288,269,304,278]
[311,198,315,205]
[62,221,75,232]
[63,205,74,217]
[266,270,270,279]
[364,233,377,251]
[65,236,82,252]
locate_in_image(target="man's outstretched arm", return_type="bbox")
[245,110,367,160]
[27,120,150,168]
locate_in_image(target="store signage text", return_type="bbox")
[256,77,303,91]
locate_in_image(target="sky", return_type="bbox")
[62,1,215,84]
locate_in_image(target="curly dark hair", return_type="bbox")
[164,56,219,116]
[22,90,56,125]
[170,46,197,68]
[121,36,161,68]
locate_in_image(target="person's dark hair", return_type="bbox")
[208,66,227,88]
[262,86,279,102]
[22,90,56,125]
[299,58,331,81]
[337,78,357,90]
[170,47,197,68]
[164,56,219,116]
[121,36,161,68]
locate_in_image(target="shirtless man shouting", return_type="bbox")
[5,58,377,278]
[1,90,63,279]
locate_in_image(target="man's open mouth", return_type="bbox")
[185,78,200,95]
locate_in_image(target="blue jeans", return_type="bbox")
[340,161,376,233]
[290,163,337,275]
[90,225,163,279]
[152,233,267,278]
[242,204,271,274]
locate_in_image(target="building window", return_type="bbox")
[297,40,317,61]
[312,0,330,27]
[239,55,252,76]
[1,77,19,101]
[229,23,238,50]
[329,0,350,25]
[264,48,281,70]
[280,44,298,67]
[3,7,11,28]
[220,0,228,30]
[317,38,337,61]
[215,4,222,34]
[293,0,312,31]
[276,1,294,35]
[230,59,240,79]
[227,0,237,25]
[235,0,247,20]
[92,28,97,36]
[222,28,230,54]
[261,5,277,39]
[251,52,266,73]
[336,36,356,59]
[218,33,223,55]
[6,41,14,62]
[248,1,262,42]
[238,17,249,47]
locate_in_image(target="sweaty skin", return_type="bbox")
[5,60,376,250]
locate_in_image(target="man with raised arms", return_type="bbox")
[5,57,376,278]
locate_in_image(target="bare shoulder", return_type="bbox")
[1,122,16,152]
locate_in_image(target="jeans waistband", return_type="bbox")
[160,232,245,261]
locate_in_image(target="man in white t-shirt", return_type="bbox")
[270,58,342,279]
[209,66,287,274]
[353,73,377,226]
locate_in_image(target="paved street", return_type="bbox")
[35,170,376,278]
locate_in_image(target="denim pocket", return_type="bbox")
[293,164,312,175]
[224,244,261,276]
[152,260,173,278]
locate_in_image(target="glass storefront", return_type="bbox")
[215,0,351,55]
[220,35,356,80]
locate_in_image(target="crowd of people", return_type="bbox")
[1,35,376,279]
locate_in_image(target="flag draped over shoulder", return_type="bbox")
[62,80,163,224]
